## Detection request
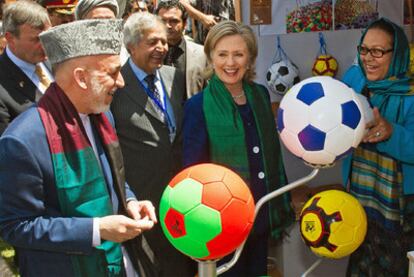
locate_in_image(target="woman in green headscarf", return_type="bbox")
[342,18,414,276]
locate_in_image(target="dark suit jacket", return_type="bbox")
[111,63,196,276]
[0,51,45,134]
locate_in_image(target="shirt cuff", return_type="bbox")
[92,218,101,247]
[126,197,137,203]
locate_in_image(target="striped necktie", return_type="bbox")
[35,64,51,91]
[145,74,165,122]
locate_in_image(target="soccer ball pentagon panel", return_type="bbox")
[266,60,300,95]
[277,76,367,167]
[300,190,367,259]
[159,163,255,260]
[312,54,338,77]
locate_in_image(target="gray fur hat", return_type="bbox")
[39,19,123,65]
[74,0,119,19]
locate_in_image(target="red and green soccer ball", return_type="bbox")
[159,163,255,260]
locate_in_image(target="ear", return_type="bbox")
[73,67,88,89]
[5,32,14,47]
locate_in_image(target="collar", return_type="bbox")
[169,38,186,51]
[6,46,36,74]
[128,59,160,83]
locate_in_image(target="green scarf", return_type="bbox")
[37,83,123,276]
[203,74,293,239]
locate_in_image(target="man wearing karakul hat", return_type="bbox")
[0,19,158,277]
[75,0,130,64]
[75,0,120,19]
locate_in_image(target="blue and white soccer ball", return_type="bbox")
[277,76,370,167]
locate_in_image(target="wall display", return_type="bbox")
[258,0,400,36]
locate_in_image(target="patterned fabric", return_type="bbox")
[347,195,414,277]
[190,0,235,43]
[145,74,166,122]
[35,64,51,90]
[202,74,293,239]
[37,83,123,276]
[39,19,123,65]
[350,145,403,231]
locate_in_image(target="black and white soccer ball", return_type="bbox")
[266,60,300,96]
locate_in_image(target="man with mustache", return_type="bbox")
[0,19,157,276]
[111,12,196,276]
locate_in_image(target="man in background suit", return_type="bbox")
[156,0,206,100]
[111,12,196,276]
[0,0,52,134]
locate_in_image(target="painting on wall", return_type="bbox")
[257,0,398,36]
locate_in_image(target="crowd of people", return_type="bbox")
[0,0,412,276]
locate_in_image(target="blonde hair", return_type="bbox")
[203,20,257,83]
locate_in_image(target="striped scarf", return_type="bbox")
[37,83,123,276]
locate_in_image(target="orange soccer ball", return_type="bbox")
[312,54,338,77]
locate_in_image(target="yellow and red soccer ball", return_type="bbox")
[159,163,255,260]
[312,54,338,77]
[299,190,367,259]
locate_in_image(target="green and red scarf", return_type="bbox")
[203,74,294,239]
[37,83,124,276]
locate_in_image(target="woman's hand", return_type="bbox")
[363,107,393,143]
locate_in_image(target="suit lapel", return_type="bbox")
[159,66,183,136]
[0,52,38,102]
[121,63,165,123]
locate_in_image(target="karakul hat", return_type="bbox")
[74,0,119,19]
[39,19,123,65]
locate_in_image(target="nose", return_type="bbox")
[226,55,236,65]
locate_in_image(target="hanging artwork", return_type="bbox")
[258,0,401,36]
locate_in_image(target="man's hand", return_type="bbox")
[126,200,157,224]
[99,215,147,243]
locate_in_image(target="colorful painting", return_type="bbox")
[258,0,395,36]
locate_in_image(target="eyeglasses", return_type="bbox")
[357,45,393,58]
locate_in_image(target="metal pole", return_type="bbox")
[301,258,323,277]
[198,260,217,277]
[216,168,320,275]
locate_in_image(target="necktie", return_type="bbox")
[144,74,165,122]
[35,64,51,91]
